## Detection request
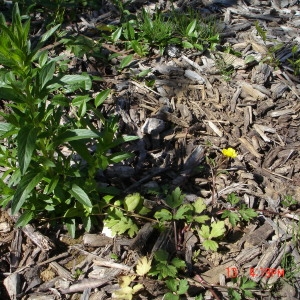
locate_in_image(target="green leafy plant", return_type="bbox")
[171,9,219,51]
[14,0,103,22]
[282,194,298,208]
[139,9,175,54]
[196,220,226,251]
[164,278,189,300]
[214,53,235,82]
[101,7,220,58]
[154,187,210,227]
[110,0,132,22]
[221,193,258,227]
[288,45,300,75]
[103,193,150,237]
[228,276,257,300]
[255,21,283,67]
[0,3,138,236]
[73,268,84,279]
[148,249,186,280]
[61,34,101,59]
[154,187,225,251]
[280,252,300,286]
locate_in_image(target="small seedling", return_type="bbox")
[281,194,298,209]
[112,275,143,300]
[228,276,257,300]
[288,45,300,75]
[104,193,150,237]
[164,278,189,300]
[196,220,226,251]
[221,193,258,227]
[149,249,186,280]
[255,21,283,67]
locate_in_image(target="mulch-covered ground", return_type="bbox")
[1,0,300,299]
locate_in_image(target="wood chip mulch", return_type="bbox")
[1,0,300,299]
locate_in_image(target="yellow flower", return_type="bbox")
[221,148,237,158]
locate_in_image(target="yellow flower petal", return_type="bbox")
[221,148,237,158]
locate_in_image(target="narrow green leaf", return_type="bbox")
[21,19,31,46]
[111,27,122,42]
[187,19,197,36]
[69,140,93,164]
[78,100,87,117]
[255,21,266,42]
[182,41,194,49]
[43,177,59,194]
[95,89,110,108]
[12,3,22,33]
[39,61,56,90]
[61,74,92,90]
[0,122,14,136]
[82,215,92,232]
[17,126,38,174]
[0,12,7,27]
[137,69,151,77]
[107,135,139,149]
[69,184,92,207]
[126,21,135,40]
[66,218,76,238]
[55,129,101,144]
[245,55,256,64]
[119,54,133,69]
[38,50,48,67]
[40,24,61,43]
[72,95,91,106]
[109,152,133,164]
[15,210,34,227]
[130,40,146,56]
[11,171,44,214]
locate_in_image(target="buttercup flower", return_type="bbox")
[221,147,237,158]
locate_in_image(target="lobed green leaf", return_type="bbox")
[209,221,226,239]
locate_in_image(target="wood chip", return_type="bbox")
[239,137,263,158]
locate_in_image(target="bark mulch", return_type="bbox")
[1,0,300,299]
